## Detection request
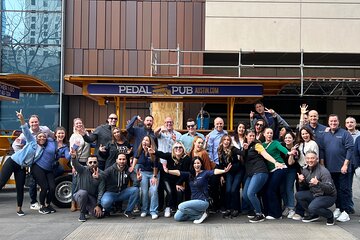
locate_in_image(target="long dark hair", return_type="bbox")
[233,121,247,144]
[137,135,156,162]
[55,126,68,144]
[189,156,205,180]
[297,126,315,144]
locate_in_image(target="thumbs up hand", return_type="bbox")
[309,176,319,186]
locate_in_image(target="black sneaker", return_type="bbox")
[222,210,231,218]
[17,210,25,217]
[249,214,265,223]
[39,206,50,214]
[47,205,57,213]
[123,211,136,219]
[231,210,239,218]
[247,211,256,219]
[302,215,319,223]
[326,216,335,226]
[78,213,86,222]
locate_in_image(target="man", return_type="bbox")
[100,153,141,218]
[71,152,104,222]
[319,114,353,222]
[305,110,327,143]
[296,151,337,226]
[81,113,118,170]
[154,116,181,217]
[12,114,54,211]
[249,101,289,139]
[179,118,205,152]
[345,116,360,214]
[206,117,227,212]
[126,115,156,153]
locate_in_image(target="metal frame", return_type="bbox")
[150,46,360,97]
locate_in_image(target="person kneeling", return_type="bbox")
[100,153,141,218]
[295,151,337,226]
[71,151,104,222]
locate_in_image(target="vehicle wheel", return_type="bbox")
[53,174,72,208]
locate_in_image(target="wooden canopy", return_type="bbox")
[0,73,53,94]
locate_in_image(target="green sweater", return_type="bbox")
[262,140,288,171]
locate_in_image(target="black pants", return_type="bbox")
[31,164,55,206]
[0,158,26,207]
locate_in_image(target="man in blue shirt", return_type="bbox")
[319,114,353,223]
[305,110,327,144]
[179,118,205,152]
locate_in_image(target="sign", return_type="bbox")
[87,83,263,97]
[0,82,20,101]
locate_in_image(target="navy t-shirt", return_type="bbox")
[181,170,214,201]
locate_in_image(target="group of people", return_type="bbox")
[0,100,359,226]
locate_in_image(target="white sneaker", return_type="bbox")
[266,215,282,220]
[282,207,290,217]
[30,202,40,210]
[336,211,350,222]
[333,208,341,218]
[164,207,171,218]
[193,212,208,224]
[292,214,303,221]
[140,212,147,217]
[287,209,296,219]
[151,213,158,220]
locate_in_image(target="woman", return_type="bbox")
[31,124,59,215]
[130,135,159,220]
[217,134,245,218]
[148,141,191,217]
[69,118,91,211]
[280,131,299,219]
[53,127,71,177]
[0,110,45,216]
[164,156,232,224]
[99,127,132,169]
[296,127,319,168]
[231,122,246,150]
[188,136,215,170]
[254,119,266,142]
[261,128,294,220]
[242,129,282,223]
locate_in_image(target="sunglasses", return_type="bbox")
[256,123,264,127]
[174,146,183,150]
[88,161,98,165]
[109,117,118,120]
[187,125,195,128]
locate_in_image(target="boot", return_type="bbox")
[71,200,77,212]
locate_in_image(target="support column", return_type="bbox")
[227,97,235,131]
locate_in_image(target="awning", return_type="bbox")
[0,73,53,101]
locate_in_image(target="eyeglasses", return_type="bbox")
[174,146,183,150]
[109,117,118,120]
[256,123,264,127]
[88,161,98,165]
[187,125,195,128]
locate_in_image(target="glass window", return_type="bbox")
[43,32,48,37]
[31,0,36,5]
[31,31,36,36]
[44,24,48,29]
[32,17,36,22]
[31,24,35,29]
[44,17,49,22]
[30,38,35,44]
[43,1,48,8]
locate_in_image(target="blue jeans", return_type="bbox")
[331,172,352,213]
[140,171,159,214]
[280,167,297,209]
[174,200,209,221]
[295,190,336,219]
[225,169,244,211]
[243,173,268,214]
[101,187,139,212]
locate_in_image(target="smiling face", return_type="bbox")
[345,117,356,131]
[113,128,121,140]
[186,120,197,134]
[214,117,224,132]
[194,138,204,152]
[55,129,66,141]
[255,120,264,133]
[255,103,265,114]
[36,133,47,146]
[308,110,319,126]
[284,133,295,146]
[301,129,311,142]
[221,135,231,148]
[237,124,246,136]
[86,156,98,170]
[305,152,318,169]
[74,118,83,131]
[245,131,256,144]
[108,114,118,127]
[116,153,127,169]
[29,116,40,132]
[264,128,274,142]
[193,159,202,172]
[173,143,185,157]
[328,115,339,132]
[164,117,174,131]
[141,136,151,150]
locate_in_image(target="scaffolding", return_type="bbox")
[151,46,360,97]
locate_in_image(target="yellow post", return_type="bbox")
[227,97,235,131]
[121,97,127,129]
[115,97,120,127]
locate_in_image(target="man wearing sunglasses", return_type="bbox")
[179,118,205,152]
[71,152,105,222]
[81,113,118,170]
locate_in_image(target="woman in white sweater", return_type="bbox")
[296,127,319,167]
